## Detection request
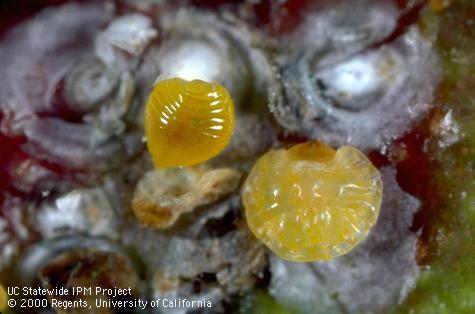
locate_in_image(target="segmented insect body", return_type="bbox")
[144,78,234,167]
[242,141,383,262]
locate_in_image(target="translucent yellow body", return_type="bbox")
[144,78,234,168]
[0,284,6,311]
[242,141,383,262]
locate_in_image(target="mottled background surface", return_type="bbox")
[0,1,474,313]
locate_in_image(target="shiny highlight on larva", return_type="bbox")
[144,78,235,168]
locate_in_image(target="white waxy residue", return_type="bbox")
[35,187,119,239]
[104,14,157,55]
[437,109,461,148]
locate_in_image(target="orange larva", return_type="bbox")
[144,78,235,168]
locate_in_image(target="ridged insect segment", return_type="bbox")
[144,78,235,167]
[242,141,383,262]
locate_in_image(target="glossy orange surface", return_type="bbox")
[144,78,234,167]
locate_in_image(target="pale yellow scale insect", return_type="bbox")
[242,141,383,262]
[144,78,235,168]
